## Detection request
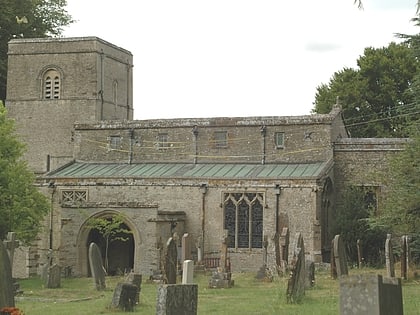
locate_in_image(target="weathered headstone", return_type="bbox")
[125,272,142,304]
[280,227,290,269]
[0,240,15,308]
[88,242,106,290]
[333,234,348,277]
[385,234,395,278]
[111,282,138,311]
[286,233,306,303]
[330,239,337,279]
[165,237,177,284]
[208,230,234,288]
[181,233,192,265]
[356,239,363,268]
[400,235,408,280]
[305,260,315,288]
[3,232,19,270]
[339,274,403,315]
[45,264,61,288]
[182,260,194,284]
[220,229,229,272]
[256,236,273,282]
[156,284,198,315]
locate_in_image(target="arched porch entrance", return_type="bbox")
[76,210,141,276]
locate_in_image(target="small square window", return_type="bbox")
[109,136,121,150]
[158,133,169,149]
[214,131,228,148]
[275,132,285,149]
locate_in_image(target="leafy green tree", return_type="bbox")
[86,214,132,272]
[0,104,50,243]
[0,0,73,102]
[313,42,419,138]
[333,186,386,266]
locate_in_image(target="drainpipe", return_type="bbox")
[49,182,56,266]
[99,49,105,120]
[128,128,134,164]
[192,126,199,164]
[200,183,208,261]
[274,184,281,266]
[260,125,266,165]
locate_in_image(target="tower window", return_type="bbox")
[43,69,61,99]
[214,131,228,148]
[275,132,285,149]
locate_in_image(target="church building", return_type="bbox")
[5,37,407,277]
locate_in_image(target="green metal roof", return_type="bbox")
[46,161,330,180]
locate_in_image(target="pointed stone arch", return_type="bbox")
[75,209,141,276]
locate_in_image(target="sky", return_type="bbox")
[63,0,419,120]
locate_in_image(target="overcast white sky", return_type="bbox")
[63,0,418,120]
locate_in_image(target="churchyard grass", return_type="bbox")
[15,268,420,315]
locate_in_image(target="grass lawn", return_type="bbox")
[14,268,420,315]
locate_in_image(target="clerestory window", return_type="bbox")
[223,192,264,249]
[43,69,61,99]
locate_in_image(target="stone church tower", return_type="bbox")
[6,37,133,173]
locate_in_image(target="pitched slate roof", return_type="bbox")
[46,161,331,180]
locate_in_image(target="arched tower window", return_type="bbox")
[43,69,61,99]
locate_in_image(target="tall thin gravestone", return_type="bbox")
[165,237,177,284]
[0,240,15,308]
[181,233,192,266]
[356,239,363,268]
[401,235,408,280]
[3,232,19,271]
[286,233,306,303]
[88,242,106,290]
[333,234,348,277]
[280,227,289,274]
[46,263,61,288]
[182,260,194,284]
[385,234,395,278]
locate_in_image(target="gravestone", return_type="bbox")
[356,239,363,268]
[280,227,290,265]
[333,234,348,277]
[3,232,19,270]
[330,239,337,279]
[286,233,306,303]
[110,282,138,311]
[256,236,273,282]
[125,272,142,304]
[339,274,403,315]
[165,237,177,284]
[45,264,61,288]
[3,232,21,296]
[400,235,408,280]
[0,240,15,308]
[182,260,194,284]
[88,242,106,290]
[208,230,234,288]
[156,284,198,315]
[385,234,395,278]
[305,260,315,288]
[181,233,192,266]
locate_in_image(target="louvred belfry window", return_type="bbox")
[43,70,61,99]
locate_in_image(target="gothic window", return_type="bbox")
[275,132,285,149]
[61,190,87,204]
[43,69,61,99]
[214,131,228,148]
[223,192,264,249]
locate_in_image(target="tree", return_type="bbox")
[0,104,50,243]
[313,42,419,138]
[333,186,386,266]
[0,0,73,102]
[86,214,132,273]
